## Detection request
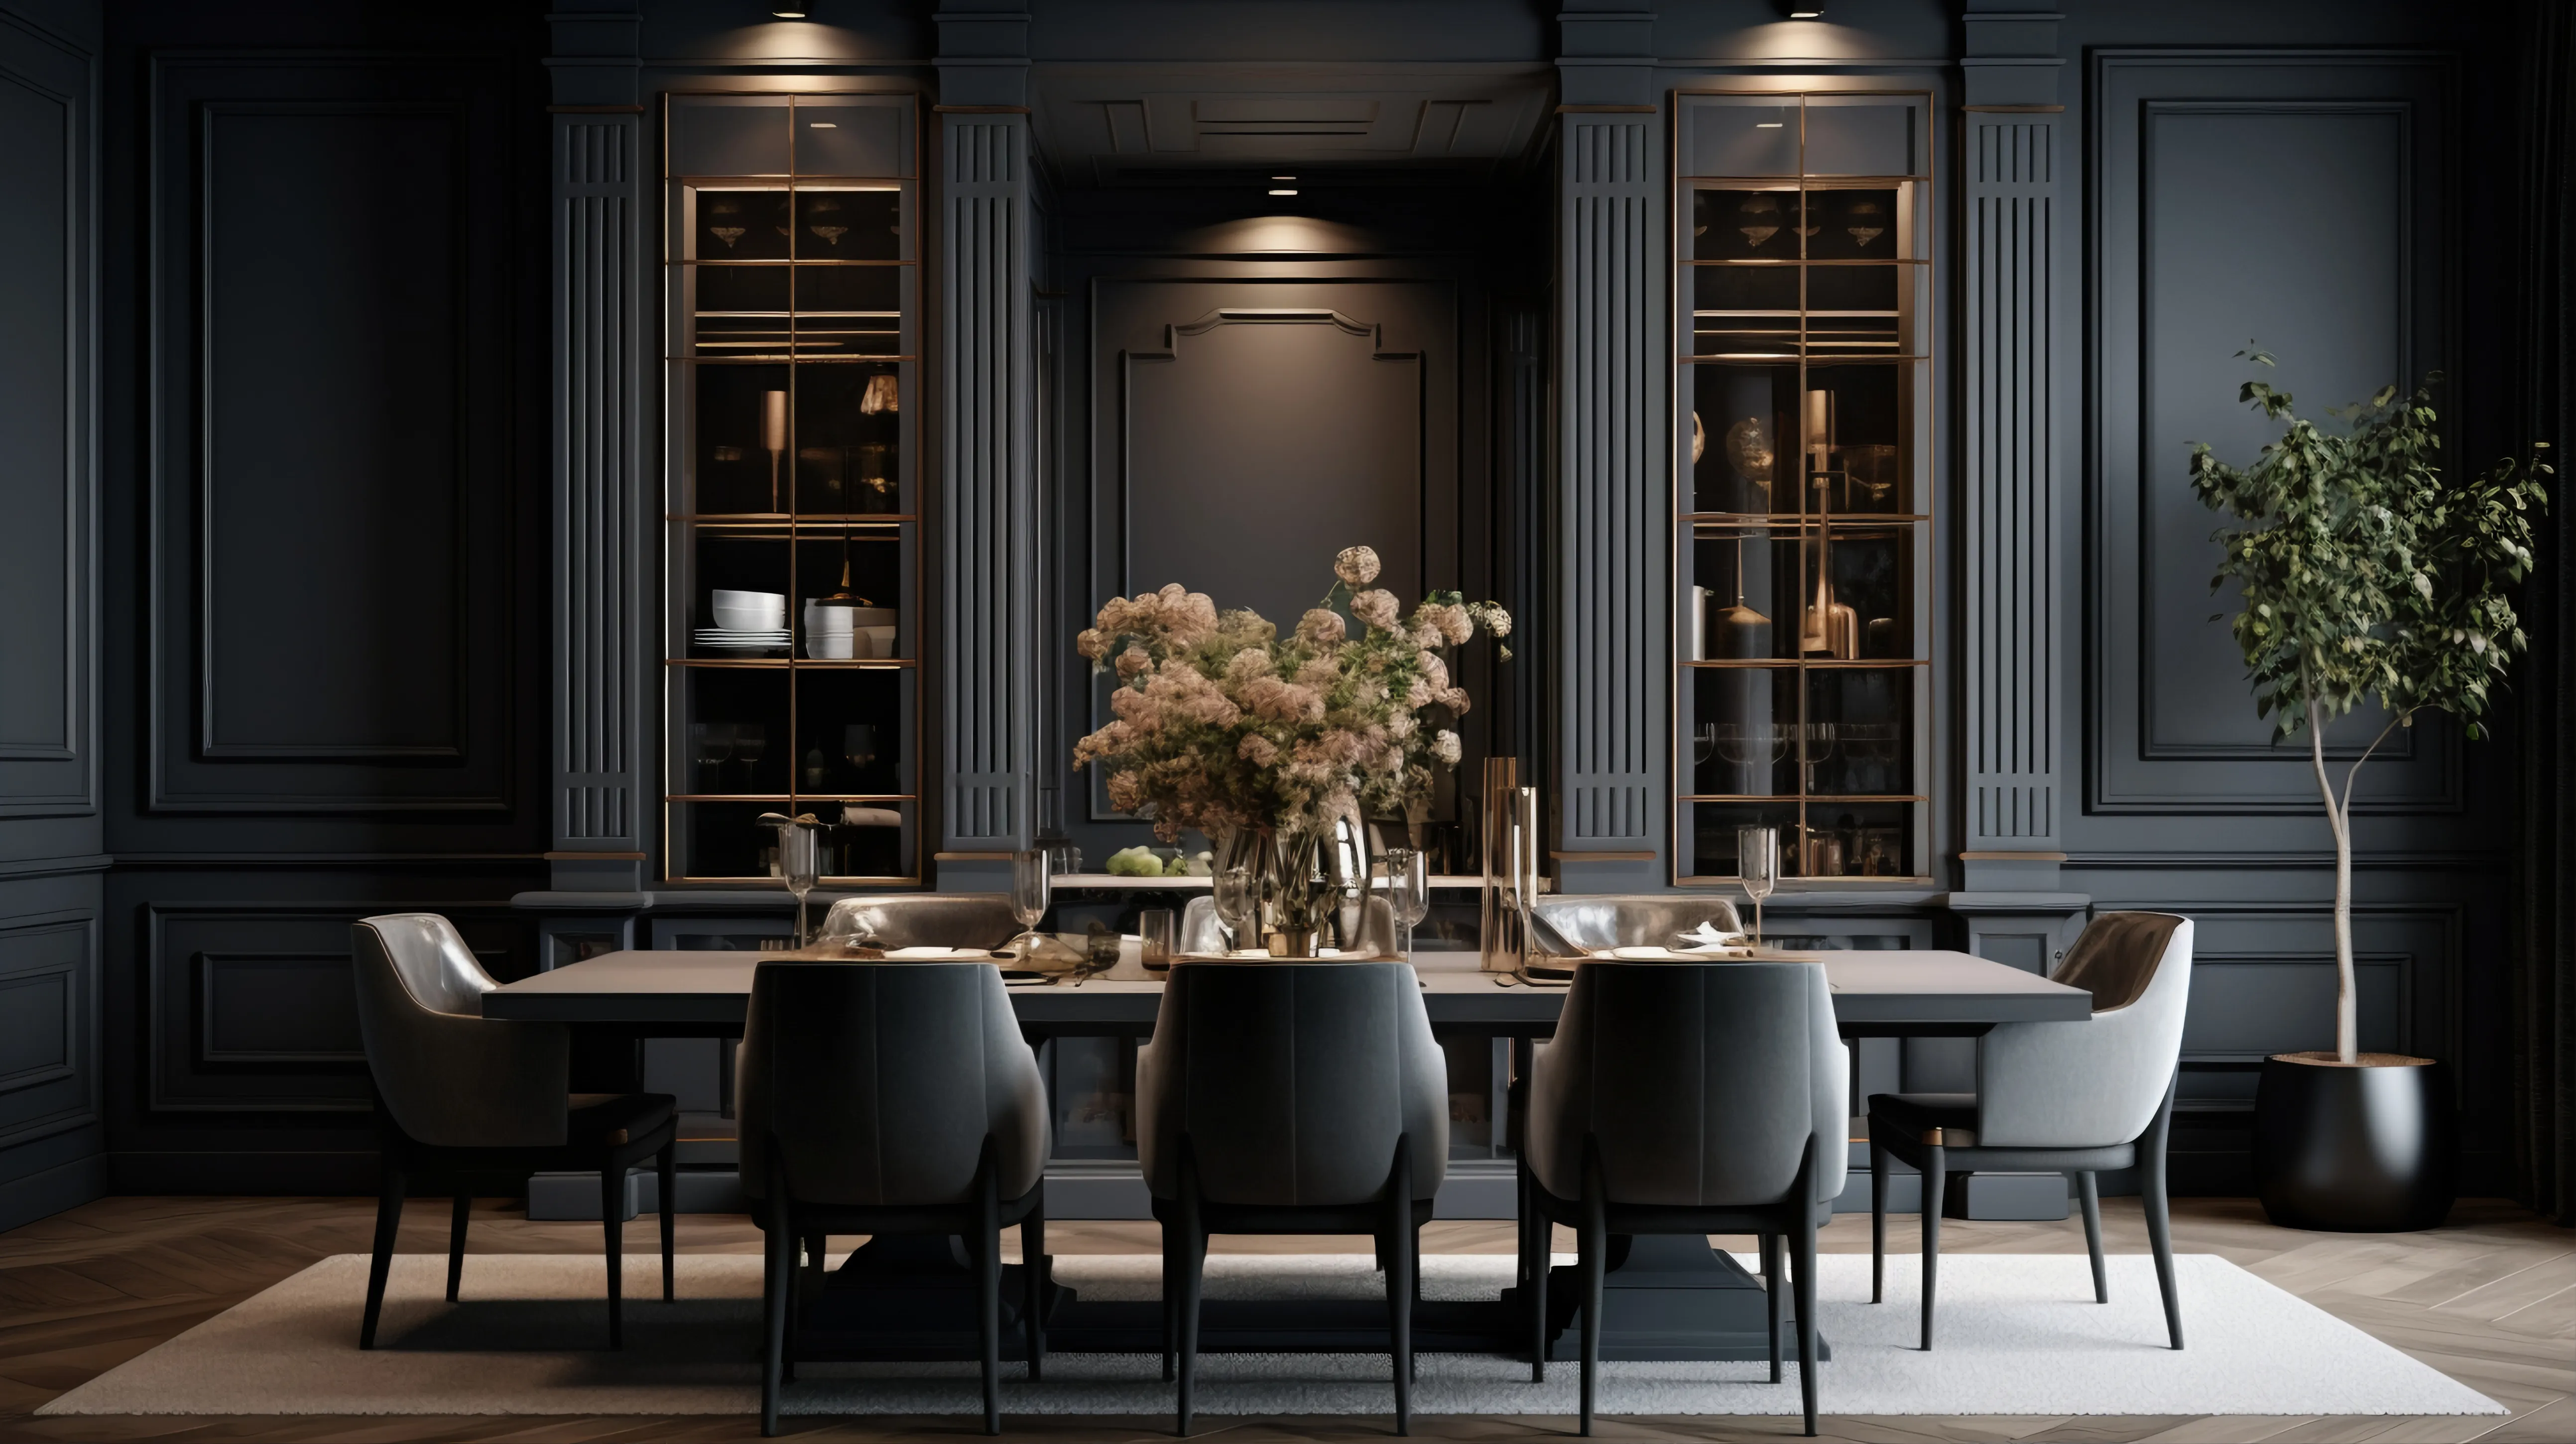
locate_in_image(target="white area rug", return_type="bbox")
[39,1251,2500,1418]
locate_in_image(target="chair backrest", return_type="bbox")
[1974,912,2194,1148]
[1136,962,1449,1207]
[737,961,1049,1207]
[1526,961,1846,1209]
[1531,895,1745,951]
[351,914,569,1149]
[818,894,1021,950]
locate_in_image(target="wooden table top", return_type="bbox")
[481,947,2091,1036]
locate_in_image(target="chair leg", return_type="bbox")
[2078,1171,2107,1304]
[600,1165,625,1349]
[1764,1231,1785,1384]
[1176,1206,1206,1437]
[1792,1219,1820,1438]
[1386,1135,1415,1436]
[1022,1205,1048,1383]
[1577,1185,1605,1437]
[760,1197,789,1437]
[446,1192,470,1304]
[1527,1182,1549,1384]
[2143,1097,2185,1350]
[1869,1136,1888,1304]
[1159,1236,1176,1383]
[360,1161,405,1349]
[1918,1144,1946,1351]
[658,1140,677,1303]
[977,1189,1002,1435]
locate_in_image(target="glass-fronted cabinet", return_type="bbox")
[1672,91,1933,883]
[663,94,921,883]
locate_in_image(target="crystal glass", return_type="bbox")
[1008,848,1052,957]
[1379,846,1431,958]
[1737,824,1779,946]
[733,724,767,790]
[1212,864,1255,951]
[768,819,823,946]
[1137,908,1175,971]
[693,721,734,792]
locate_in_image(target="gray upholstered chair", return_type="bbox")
[1177,894,1397,955]
[818,894,1020,949]
[1868,912,2194,1352]
[1519,960,1847,1437]
[350,914,677,1351]
[1529,894,1744,951]
[737,960,1052,1436]
[1136,961,1449,1435]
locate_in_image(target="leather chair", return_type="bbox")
[1136,961,1449,1435]
[1529,895,1744,951]
[350,914,678,1351]
[737,960,1052,1437]
[818,894,1020,949]
[1519,960,1848,1437]
[1868,912,2194,1352]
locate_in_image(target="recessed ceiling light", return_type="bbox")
[1787,4,1824,15]
[808,122,837,129]
[1755,122,1784,129]
[772,4,809,16]
[1273,174,1296,181]
[1269,188,1299,196]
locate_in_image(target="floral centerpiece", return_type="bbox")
[1073,545,1509,953]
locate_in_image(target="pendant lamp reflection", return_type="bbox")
[1713,535,1771,659]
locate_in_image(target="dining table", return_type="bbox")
[482,947,2091,1365]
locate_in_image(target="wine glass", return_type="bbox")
[1379,846,1430,958]
[1008,848,1052,960]
[692,722,734,793]
[843,724,878,790]
[1737,824,1779,948]
[1212,864,1255,952]
[767,817,822,946]
[733,724,767,792]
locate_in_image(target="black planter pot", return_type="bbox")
[2253,1053,2456,1232]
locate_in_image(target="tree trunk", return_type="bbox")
[2306,698,2359,1064]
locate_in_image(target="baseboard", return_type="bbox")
[0,1152,110,1231]
[109,1151,376,1195]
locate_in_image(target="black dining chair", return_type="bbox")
[350,913,678,1351]
[1518,960,1848,1437]
[1869,912,2195,1351]
[737,959,1053,1437]
[1135,961,1450,1436]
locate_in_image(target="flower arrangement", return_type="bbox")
[1073,545,1510,844]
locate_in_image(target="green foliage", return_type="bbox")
[2189,348,2552,743]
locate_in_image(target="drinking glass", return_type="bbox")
[1138,908,1175,971]
[769,819,823,946]
[732,724,767,791]
[1379,846,1430,958]
[1008,848,1052,958]
[1737,824,1779,947]
[1212,864,1255,951]
[692,722,734,792]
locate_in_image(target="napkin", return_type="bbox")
[1674,921,1750,951]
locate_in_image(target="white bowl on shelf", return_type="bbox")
[712,590,786,626]
[808,632,856,660]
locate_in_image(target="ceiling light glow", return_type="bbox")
[1268,187,1299,196]
[772,4,809,16]
[1755,122,1784,129]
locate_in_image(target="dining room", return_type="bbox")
[0,0,2571,1440]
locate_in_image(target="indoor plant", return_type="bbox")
[2191,351,2549,1230]
[1072,545,1508,955]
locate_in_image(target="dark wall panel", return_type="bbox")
[142,52,531,822]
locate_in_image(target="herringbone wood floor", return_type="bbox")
[0,1194,2568,1442]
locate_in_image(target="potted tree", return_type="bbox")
[2191,351,2549,1232]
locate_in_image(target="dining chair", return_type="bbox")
[350,913,678,1351]
[1136,961,1450,1436]
[1518,959,1847,1437]
[737,959,1052,1437]
[1867,912,2194,1351]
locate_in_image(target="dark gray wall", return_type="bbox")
[89,0,553,1196]
[0,0,104,1232]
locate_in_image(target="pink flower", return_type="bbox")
[1433,729,1463,765]
[1441,687,1472,715]
[1077,628,1109,660]
[1238,734,1279,766]
[1351,589,1401,631]
[1116,646,1151,680]
[1226,647,1274,683]
[1335,545,1381,586]
[1428,603,1474,646]
[1106,770,1146,811]
[1417,653,1451,694]
[1297,608,1347,645]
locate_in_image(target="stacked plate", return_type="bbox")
[700,589,788,653]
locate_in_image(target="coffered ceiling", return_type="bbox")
[1026,66,1556,187]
